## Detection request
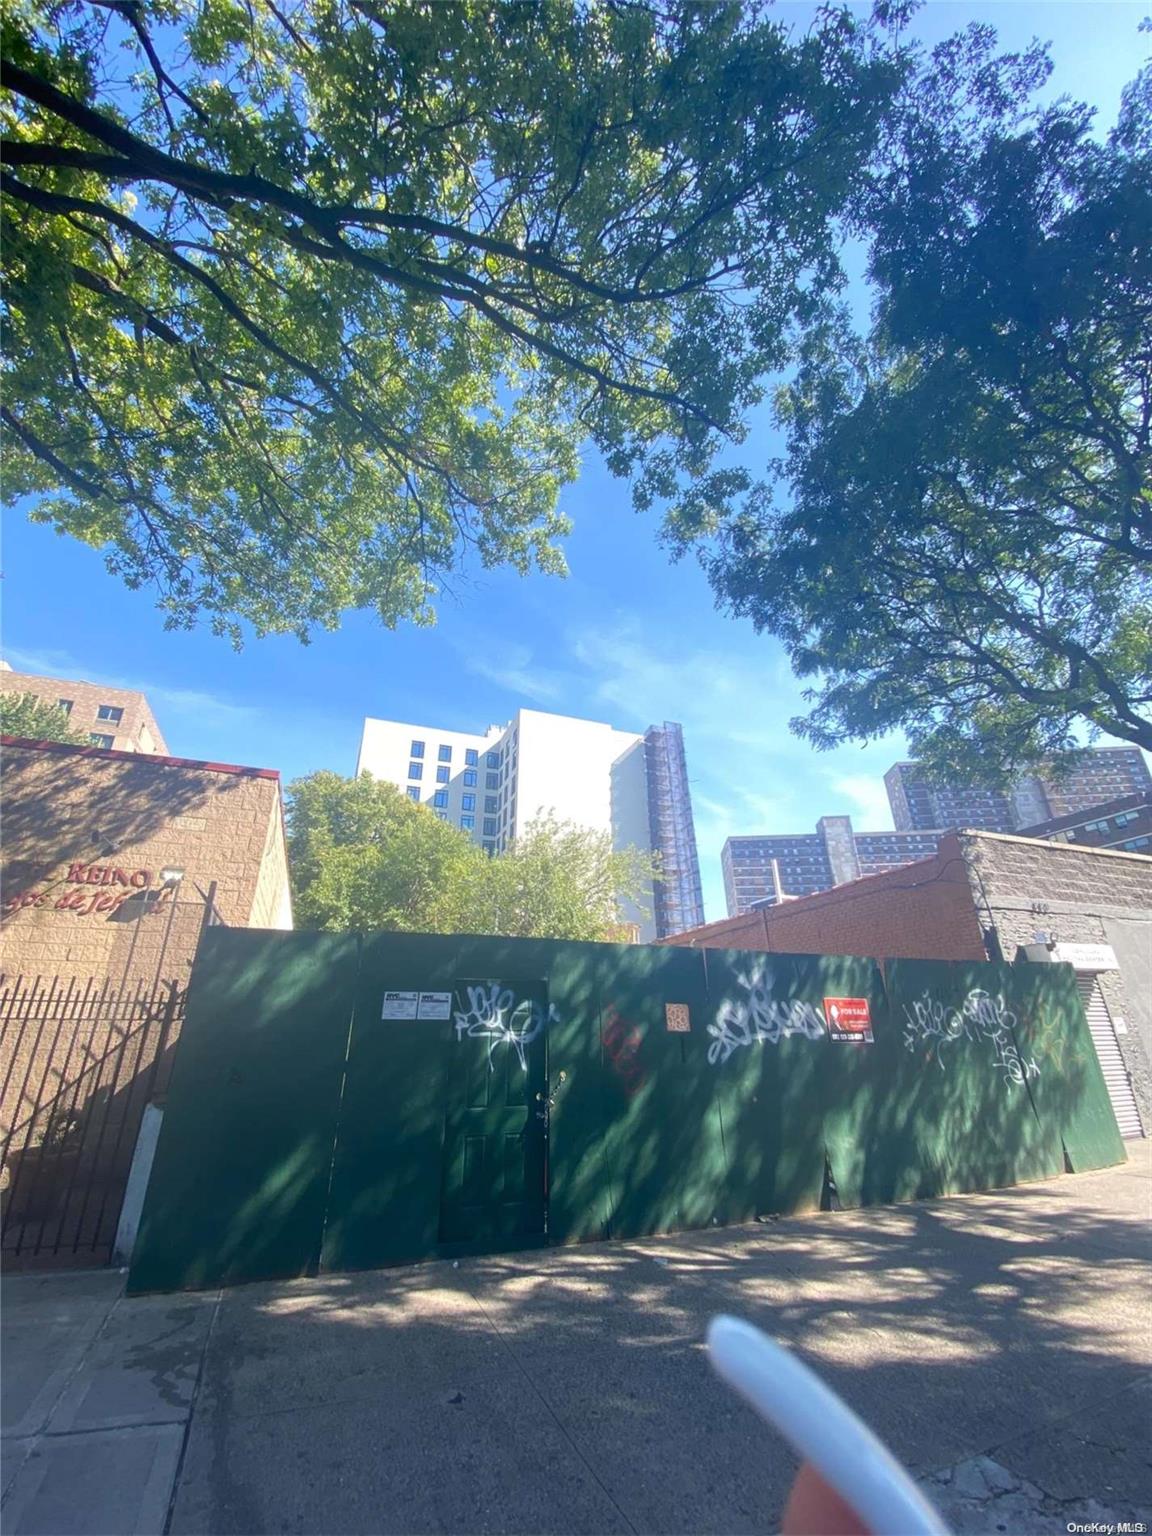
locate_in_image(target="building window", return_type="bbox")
[463,770,477,787]
[406,786,421,801]
[434,810,447,820]
[89,733,114,748]
[483,839,496,856]
[96,704,124,724]
[410,740,425,758]
[436,765,450,784]
[486,772,499,791]
[460,814,475,830]
[465,748,479,767]
[1122,836,1150,850]
[438,744,452,762]
[484,796,498,814]
[433,789,448,808]
[57,698,74,714]
[483,817,498,837]
[408,761,423,780]
[487,751,500,768]
[462,793,475,812]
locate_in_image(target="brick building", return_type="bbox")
[2,738,292,983]
[1,736,293,1267]
[667,832,1151,1140]
[1014,793,1152,853]
[0,666,168,754]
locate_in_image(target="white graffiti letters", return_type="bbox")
[707,965,825,1066]
[901,988,1040,1086]
[453,983,556,1069]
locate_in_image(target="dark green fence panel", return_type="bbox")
[592,945,721,1240]
[128,929,359,1293]
[883,960,1065,1197]
[701,951,828,1216]
[129,932,1127,1293]
[320,934,457,1273]
[807,956,890,1211]
[1007,963,1126,1172]
[545,941,622,1246]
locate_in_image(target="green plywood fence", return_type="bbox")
[128,930,1126,1293]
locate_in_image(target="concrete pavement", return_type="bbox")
[3,1144,1149,1535]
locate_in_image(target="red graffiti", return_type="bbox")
[603,1007,646,1099]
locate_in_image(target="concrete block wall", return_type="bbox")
[963,833,1152,1130]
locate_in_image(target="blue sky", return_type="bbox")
[2,1,1145,922]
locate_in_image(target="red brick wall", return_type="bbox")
[663,835,988,961]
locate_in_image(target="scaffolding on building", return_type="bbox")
[644,722,705,938]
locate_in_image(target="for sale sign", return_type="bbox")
[822,997,873,1044]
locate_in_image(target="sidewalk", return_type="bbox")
[3,1144,1149,1536]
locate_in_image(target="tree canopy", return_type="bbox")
[0,691,86,743]
[695,38,1152,778]
[286,770,652,940]
[1,0,903,642]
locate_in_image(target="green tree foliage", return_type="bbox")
[456,813,653,942]
[0,690,85,742]
[286,771,652,940]
[1,0,904,642]
[695,34,1152,779]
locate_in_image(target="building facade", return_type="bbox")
[643,723,706,937]
[723,817,944,915]
[1014,793,1152,854]
[0,666,169,754]
[356,707,703,940]
[1,738,292,985]
[669,832,1152,1140]
[884,762,1015,833]
[885,749,1152,833]
[1,736,295,1268]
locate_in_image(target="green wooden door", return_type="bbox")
[438,978,548,1247]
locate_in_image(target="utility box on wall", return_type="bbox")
[128,928,1125,1293]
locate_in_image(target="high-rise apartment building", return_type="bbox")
[885,749,1151,834]
[723,817,944,916]
[0,665,168,754]
[356,707,703,940]
[644,722,705,937]
[884,762,1015,833]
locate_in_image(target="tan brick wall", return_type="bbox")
[0,671,168,754]
[1,740,290,988]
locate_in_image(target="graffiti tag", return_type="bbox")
[602,1007,646,1098]
[452,983,556,1070]
[901,989,1040,1087]
[707,964,826,1066]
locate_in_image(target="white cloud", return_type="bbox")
[828,774,896,831]
[461,642,570,705]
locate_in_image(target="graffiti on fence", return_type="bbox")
[707,964,826,1065]
[452,983,556,1070]
[901,989,1040,1086]
[602,1007,646,1098]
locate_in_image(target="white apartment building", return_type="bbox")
[356,708,705,942]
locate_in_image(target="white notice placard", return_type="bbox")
[381,990,419,1020]
[417,992,452,1021]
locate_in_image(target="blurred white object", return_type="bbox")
[707,1315,949,1536]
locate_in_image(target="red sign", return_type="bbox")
[823,997,873,1044]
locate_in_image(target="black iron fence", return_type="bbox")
[0,975,186,1268]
